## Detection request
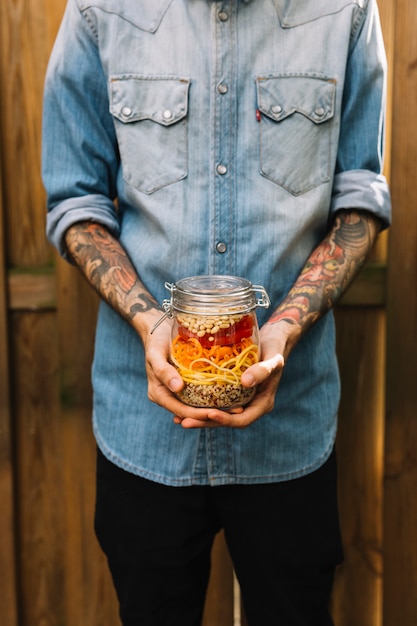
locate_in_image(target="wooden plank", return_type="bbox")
[0,0,55,267]
[11,311,66,626]
[7,268,56,311]
[332,309,385,626]
[0,140,19,626]
[338,263,386,308]
[384,0,417,623]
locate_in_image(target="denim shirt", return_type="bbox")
[43,0,391,486]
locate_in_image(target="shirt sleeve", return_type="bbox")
[330,0,391,228]
[42,0,120,261]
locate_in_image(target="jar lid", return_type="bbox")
[165,275,270,314]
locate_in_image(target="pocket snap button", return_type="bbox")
[271,104,282,115]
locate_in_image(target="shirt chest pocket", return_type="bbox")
[110,76,190,194]
[256,75,336,195]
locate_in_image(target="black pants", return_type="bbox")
[95,448,343,626]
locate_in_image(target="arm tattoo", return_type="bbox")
[268,211,380,331]
[65,222,161,322]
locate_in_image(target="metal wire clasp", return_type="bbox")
[149,283,175,334]
[252,285,271,309]
[149,302,173,334]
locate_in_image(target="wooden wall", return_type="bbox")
[0,1,416,624]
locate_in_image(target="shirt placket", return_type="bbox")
[209,0,237,277]
[206,0,237,483]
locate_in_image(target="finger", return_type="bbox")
[147,356,184,394]
[181,402,264,429]
[174,416,220,428]
[173,404,244,427]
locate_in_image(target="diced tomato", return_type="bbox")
[178,314,254,348]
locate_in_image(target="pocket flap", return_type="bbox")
[274,0,361,28]
[79,0,174,33]
[110,76,190,126]
[256,75,335,124]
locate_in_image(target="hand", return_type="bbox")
[141,318,226,422]
[173,322,289,429]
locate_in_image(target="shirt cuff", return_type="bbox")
[46,195,121,262]
[330,170,391,229]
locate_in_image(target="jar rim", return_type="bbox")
[175,275,252,296]
[166,275,263,314]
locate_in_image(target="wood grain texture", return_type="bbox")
[332,309,386,626]
[10,311,65,626]
[0,134,19,626]
[7,268,56,311]
[384,0,417,622]
[0,0,54,267]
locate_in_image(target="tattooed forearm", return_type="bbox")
[65,221,161,323]
[268,211,381,331]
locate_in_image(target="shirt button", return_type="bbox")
[315,106,325,117]
[271,104,282,115]
[216,242,227,254]
[218,83,228,95]
[121,106,132,117]
[218,11,228,21]
[162,109,173,120]
[216,164,227,175]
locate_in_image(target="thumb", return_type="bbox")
[240,353,285,388]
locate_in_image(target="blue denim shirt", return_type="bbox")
[43,0,391,486]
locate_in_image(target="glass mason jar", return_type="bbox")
[160,275,270,408]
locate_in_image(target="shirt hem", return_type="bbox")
[94,426,336,487]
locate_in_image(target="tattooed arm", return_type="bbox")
[64,220,223,421]
[64,221,162,331]
[179,210,381,429]
[265,209,381,353]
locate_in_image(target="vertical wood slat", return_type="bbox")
[384,0,417,622]
[0,148,19,626]
[332,309,385,626]
[0,0,54,267]
[10,311,67,626]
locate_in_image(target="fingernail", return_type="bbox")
[242,373,256,388]
[169,378,182,392]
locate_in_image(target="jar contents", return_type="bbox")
[171,312,259,408]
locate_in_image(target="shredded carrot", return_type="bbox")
[171,335,259,385]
